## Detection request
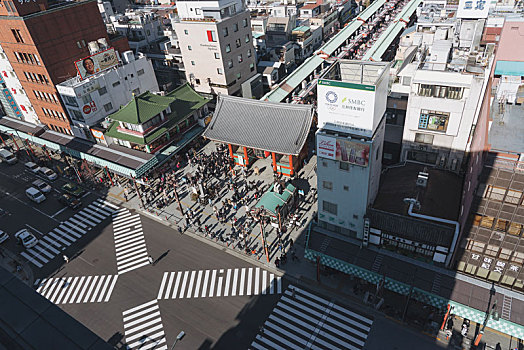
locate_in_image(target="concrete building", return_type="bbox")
[316,60,389,239]
[56,51,159,141]
[291,25,322,61]
[109,10,164,51]
[0,0,129,134]
[173,0,257,96]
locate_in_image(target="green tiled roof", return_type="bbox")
[255,183,296,215]
[105,83,209,145]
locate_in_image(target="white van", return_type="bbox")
[0,148,17,164]
[26,187,46,203]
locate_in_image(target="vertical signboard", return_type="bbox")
[317,80,377,137]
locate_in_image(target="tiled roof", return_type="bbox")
[202,95,313,155]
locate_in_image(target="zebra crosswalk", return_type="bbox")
[251,285,373,350]
[21,199,119,268]
[34,275,118,304]
[157,267,282,300]
[123,300,167,350]
[113,209,150,275]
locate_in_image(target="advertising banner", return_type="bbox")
[317,80,376,137]
[75,48,118,80]
[316,133,370,167]
[456,0,489,18]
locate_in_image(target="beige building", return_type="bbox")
[173,0,257,96]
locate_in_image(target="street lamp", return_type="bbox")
[170,331,185,349]
[474,284,497,346]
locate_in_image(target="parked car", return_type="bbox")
[32,179,52,193]
[38,167,57,181]
[0,230,8,244]
[14,229,38,249]
[61,182,86,198]
[59,193,81,209]
[24,161,40,174]
[0,148,17,164]
[25,187,46,203]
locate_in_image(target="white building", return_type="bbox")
[56,51,159,140]
[0,44,39,124]
[173,0,257,96]
[316,61,389,239]
[109,10,164,50]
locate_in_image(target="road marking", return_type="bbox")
[201,270,210,298]
[209,270,217,297]
[172,272,182,299]
[2,190,60,222]
[194,270,203,298]
[232,268,239,296]
[122,300,167,350]
[83,276,99,303]
[262,270,267,295]
[61,276,79,304]
[69,276,86,303]
[216,274,223,297]
[42,235,62,249]
[254,268,260,295]
[179,271,189,299]
[224,269,231,297]
[75,276,92,303]
[25,224,44,236]
[187,271,196,298]
[104,275,119,302]
[239,268,246,296]
[97,275,114,303]
[247,268,253,295]
[164,272,174,300]
[68,216,88,229]
[90,275,106,302]
[54,277,73,304]
[51,206,69,218]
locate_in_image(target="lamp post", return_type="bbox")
[170,331,185,349]
[257,211,270,262]
[474,284,498,346]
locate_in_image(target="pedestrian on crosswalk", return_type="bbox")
[148,255,154,265]
[63,255,69,264]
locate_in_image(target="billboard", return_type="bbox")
[456,0,489,18]
[74,48,118,80]
[317,80,377,137]
[317,133,370,167]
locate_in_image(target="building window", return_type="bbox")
[343,185,349,191]
[82,93,93,104]
[225,44,231,53]
[217,68,223,75]
[418,110,449,132]
[322,201,337,215]
[228,60,233,68]
[495,219,509,232]
[69,109,83,121]
[222,27,228,37]
[322,181,333,190]
[188,45,192,50]
[247,49,252,57]
[137,69,145,76]
[62,95,78,107]
[506,190,523,205]
[484,185,506,202]
[191,61,195,65]
[195,79,200,85]
[104,102,113,112]
[238,54,243,63]
[233,23,239,32]
[98,86,107,96]
[11,29,24,43]
[339,162,350,171]
[235,39,241,48]
[250,63,254,72]
[472,214,494,229]
[236,72,241,80]
[243,18,248,27]
[184,29,189,35]
[245,34,250,43]
[508,223,523,236]
[214,52,220,59]
[414,133,434,144]
[207,30,217,42]
[418,84,463,99]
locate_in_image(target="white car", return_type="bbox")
[24,161,40,174]
[0,230,8,244]
[32,179,52,193]
[14,229,38,249]
[38,167,57,181]
[26,187,46,203]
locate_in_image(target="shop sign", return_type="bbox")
[82,101,97,115]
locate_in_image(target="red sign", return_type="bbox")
[82,101,97,115]
[83,105,91,114]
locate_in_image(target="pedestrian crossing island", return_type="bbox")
[251,285,374,350]
[157,267,282,300]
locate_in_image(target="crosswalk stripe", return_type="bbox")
[75,276,92,303]
[216,273,223,297]
[187,271,196,298]
[224,269,231,297]
[112,212,132,224]
[232,268,239,296]
[118,255,149,270]
[97,275,113,303]
[179,271,189,299]
[92,201,114,215]
[104,275,118,301]
[114,228,143,242]
[254,268,260,295]
[113,221,142,234]
[201,270,210,298]
[27,248,49,263]
[49,229,73,245]
[41,279,58,299]
[115,238,145,253]
[69,276,85,303]
[171,272,182,299]
[83,206,107,220]
[86,204,111,219]
[124,309,160,329]
[90,275,106,302]
[75,212,98,226]
[42,236,62,249]
[116,244,147,260]
[162,272,174,300]
[60,223,84,237]
[239,268,246,296]
[33,244,54,259]
[49,279,65,302]
[194,270,203,298]
[67,216,88,229]
[262,270,267,295]
[123,300,158,316]
[36,278,48,293]
[21,252,43,268]
[119,251,147,266]
[115,235,144,249]
[83,276,99,303]
[125,317,160,335]
[115,241,146,255]
[126,323,164,343]
[49,227,76,246]
[277,277,282,294]
[129,331,165,350]
[98,199,119,210]
[61,276,79,304]
[112,207,128,215]
[119,261,150,274]
[209,270,217,298]
[124,304,159,323]
[247,268,253,295]
[113,216,140,229]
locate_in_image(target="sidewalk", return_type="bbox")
[0,246,34,286]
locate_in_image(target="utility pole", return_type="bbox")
[258,216,270,262]
[173,181,186,226]
[474,284,497,346]
[10,134,19,152]
[132,176,145,208]
[0,133,7,148]
[105,166,114,186]
[42,145,52,162]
